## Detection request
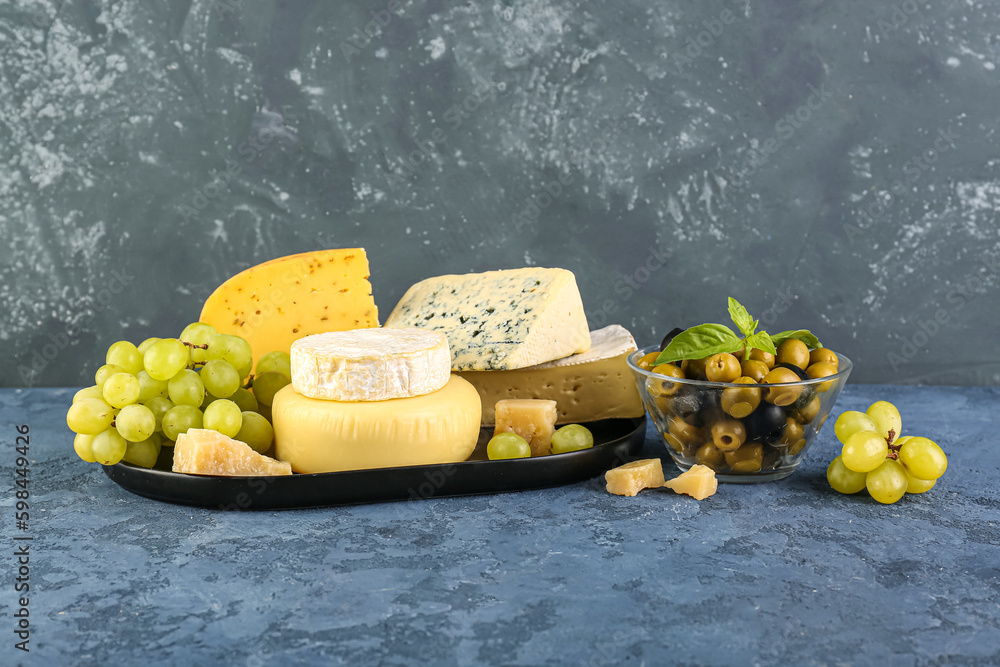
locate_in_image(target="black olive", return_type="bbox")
[659,327,685,352]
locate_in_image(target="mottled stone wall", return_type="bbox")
[2,0,998,386]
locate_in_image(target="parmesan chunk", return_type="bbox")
[605,459,666,496]
[663,464,718,500]
[173,429,292,477]
[494,399,558,457]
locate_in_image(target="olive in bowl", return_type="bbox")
[628,346,853,483]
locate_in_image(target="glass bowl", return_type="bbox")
[626,346,853,483]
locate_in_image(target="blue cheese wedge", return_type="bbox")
[385,268,591,371]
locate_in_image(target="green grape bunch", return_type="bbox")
[66,322,291,469]
[827,401,947,504]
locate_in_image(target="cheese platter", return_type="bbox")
[101,416,646,509]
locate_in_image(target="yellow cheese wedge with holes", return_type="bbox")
[199,249,379,360]
[272,376,482,473]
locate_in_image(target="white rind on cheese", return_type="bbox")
[290,328,451,402]
[272,376,482,473]
[529,324,637,369]
[384,267,591,371]
[457,324,644,425]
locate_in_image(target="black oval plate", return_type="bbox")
[102,417,646,510]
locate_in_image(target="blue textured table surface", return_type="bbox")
[2,386,998,666]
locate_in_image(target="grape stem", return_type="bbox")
[886,428,900,459]
[182,342,209,349]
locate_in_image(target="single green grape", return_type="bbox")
[73,385,104,403]
[102,372,140,408]
[550,424,594,454]
[203,400,243,438]
[201,359,241,398]
[144,338,191,381]
[834,411,878,445]
[95,363,126,388]
[136,370,169,403]
[180,322,217,363]
[66,398,116,435]
[106,340,143,375]
[252,371,290,407]
[904,469,936,494]
[826,455,867,494]
[91,428,128,465]
[898,437,947,481]
[866,459,908,504]
[256,351,291,379]
[206,333,253,375]
[161,405,203,441]
[167,369,206,407]
[73,433,97,463]
[841,430,888,473]
[137,337,161,356]
[866,401,902,445]
[230,387,258,413]
[115,404,156,442]
[236,411,274,454]
[143,396,174,432]
[123,433,161,468]
[487,432,531,460]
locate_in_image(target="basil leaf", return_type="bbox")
[655,323,742,364]
[770,329,822,350]
[745,330,776,356]
[727,297,755,338]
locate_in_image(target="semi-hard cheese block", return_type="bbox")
[199,249,379,360]
[494,399,558,457]
[384,267,591,371]
[291,328,450,401]
[458,325,644,425]
[272,376,482,473]
[173,429,292,476]
[605,459,666,496]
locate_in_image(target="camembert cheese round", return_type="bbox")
[272,376,482,473]
[290,328,451,402]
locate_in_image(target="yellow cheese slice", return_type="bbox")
[272,376,482,473]
[172,429,292,476]
[199,249,379,360]
[291,328,451,401]
[458,325,644,425]
[384,267,591,371]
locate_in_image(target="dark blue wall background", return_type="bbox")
[2,0,998,387]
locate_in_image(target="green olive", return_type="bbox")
[809,347,838,368]
[705,353,742,383]
[724,442,764,473]
[747,349,775,369]
[791,395,821,423]
[739,359,770,383]
[721,377,761,418]
[695,442,725,470]
[647,363,685,397]
[637,352,660,370]
[762,367,804,407]
[806,361,838,392]
[710,418,747,452]
[776,339,810,370]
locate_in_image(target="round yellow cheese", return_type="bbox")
[272,375,482,473]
